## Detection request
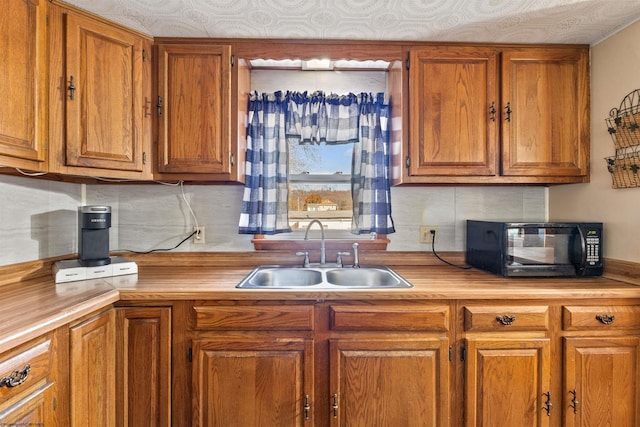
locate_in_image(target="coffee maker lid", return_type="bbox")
[80,205,111,214]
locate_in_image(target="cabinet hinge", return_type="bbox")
[142,49,147,62]
[460,346,466,362]
[142,151,147,165]
[53,396,57,411]
[188,347,192,362]
[231,54,235,67]
[449,346,452,362]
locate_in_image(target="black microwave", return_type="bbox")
[466,220,603,277]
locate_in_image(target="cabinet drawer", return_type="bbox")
[563,305,640,330]
[0,336,51,404]
[194,305,314,331]
[330,305,449,331]
[463,305,549,332]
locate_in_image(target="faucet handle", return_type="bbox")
[336,251,350,268]
[352,242,360,268]
[295,251,310,268]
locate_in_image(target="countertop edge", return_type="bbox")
[0,289,120,354]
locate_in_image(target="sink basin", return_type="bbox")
[236,265,413,289]
[244,268,323,288]
[325,268,404,287]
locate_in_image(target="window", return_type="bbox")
[242,60,393,250]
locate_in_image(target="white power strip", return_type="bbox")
[53,256,138,283]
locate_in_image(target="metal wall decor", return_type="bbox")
[605,89,640,188]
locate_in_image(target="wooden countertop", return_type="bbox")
[2,260,640,354]
[0,276,119,354]
[116,265,640,301]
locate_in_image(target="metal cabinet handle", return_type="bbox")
[68,76,76,100]
[596,314,615,325]
[332,393,339,419]
[157,96,163,116]
[303,394,311,420]
[496,314,516,326]
[0,364,31,388]
[542,391,552,416]
[569,389,579,414]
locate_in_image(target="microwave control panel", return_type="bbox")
[585,229,601,265]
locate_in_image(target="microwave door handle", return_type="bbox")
[576,226,587,272]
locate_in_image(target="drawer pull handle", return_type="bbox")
[596,314,615,325]
[496,315,516,326]
[0,364,31,388]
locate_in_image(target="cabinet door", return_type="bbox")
[465,337,551,427]
[501,47,589,178]
[157,44,232,178]
[192,338,314,427]
[70,309,116,427]
[0,0,47,170]
[409,47,499,177]
[564,336,640,427]
[330,338,450,427]
[116,307,171,427]
[64,13,146,173]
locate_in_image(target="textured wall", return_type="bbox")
[549,20,640,263]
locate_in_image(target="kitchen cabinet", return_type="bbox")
[69,308,116,426]
[461,304,552,427]
[0,0,48,171]
[187,301,452,426]
[156,43,241,181]
[116,307,172,427]
[562,305,640,427]
[0,331,61,426]
[191,303,315,426]
[404,45,589,184]
[48,2,153,179]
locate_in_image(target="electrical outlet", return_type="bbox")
[194,226,205,244]
[419,226,438,244]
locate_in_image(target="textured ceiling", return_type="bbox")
[64,0,640,45]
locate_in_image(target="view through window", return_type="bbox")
[288,141,353,234]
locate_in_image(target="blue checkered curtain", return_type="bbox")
[286,92,359,145]
[238,92,291,234]
[351,93,395,234]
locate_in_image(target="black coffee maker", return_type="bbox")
[78,205,111,266]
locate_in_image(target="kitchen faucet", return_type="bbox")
[303,219,326,265]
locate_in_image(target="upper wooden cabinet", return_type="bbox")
[155,43,241,181]
[0,0,48,171]
[48,3,153,179]
[408,46,499,178]
[404,45,589,184]
[501,48,589,178]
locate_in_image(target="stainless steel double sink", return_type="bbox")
[236,265,413,290]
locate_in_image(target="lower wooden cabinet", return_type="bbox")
[116,307,172,427]
[192,338,314,426]
[0,332,60,425]
[464,337,551,427]
[69,308,116,427]
[330,338,450,427]
[188,301,452,427]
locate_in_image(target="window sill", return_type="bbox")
[251,234,389,251]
